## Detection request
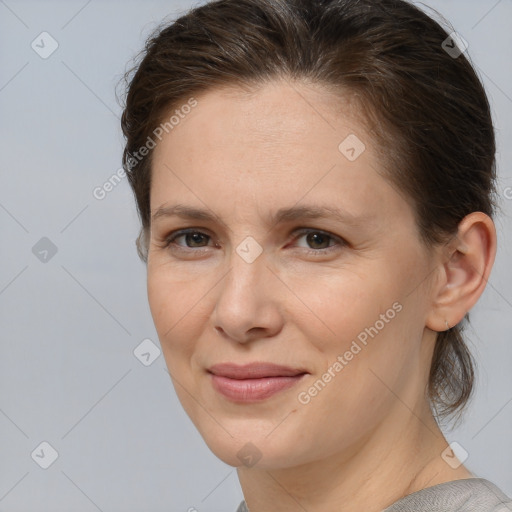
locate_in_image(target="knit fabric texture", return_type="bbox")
[235,478,512,512]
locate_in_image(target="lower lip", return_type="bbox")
[210,373,307,402]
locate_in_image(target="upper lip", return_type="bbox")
[208,362,308,379]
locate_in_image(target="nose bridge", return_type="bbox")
[223,234,267,299]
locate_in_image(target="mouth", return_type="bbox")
[207,362,309,402]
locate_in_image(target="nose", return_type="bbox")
[211,245,284,344]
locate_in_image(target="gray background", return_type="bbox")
[0,0,511,511]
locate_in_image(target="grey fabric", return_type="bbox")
[235,478,512,511]
[236,500,249,512]
[382,478,512,512]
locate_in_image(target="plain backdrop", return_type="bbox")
[0,0,511,511]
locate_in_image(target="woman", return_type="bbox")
[119,0,512,510]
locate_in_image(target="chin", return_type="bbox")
[196,422,308,470]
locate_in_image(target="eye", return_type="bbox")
[164,229,214,251]
[161,227,346,257]
[290,228,345,255]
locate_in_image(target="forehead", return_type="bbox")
[149,79,406,225]
[159,79,367,152]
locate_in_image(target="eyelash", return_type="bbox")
[162,227,345,257]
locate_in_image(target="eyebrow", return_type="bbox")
[151,203,370,228]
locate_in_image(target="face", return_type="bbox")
[147,79,438,470]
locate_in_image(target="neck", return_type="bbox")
[237,402,473,512]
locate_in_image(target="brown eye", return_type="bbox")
[291,228,345,255]
[180,232,210,247]
[304,232,331,249]
[164,229,212,250]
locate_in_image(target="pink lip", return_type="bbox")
[208,362,308,402]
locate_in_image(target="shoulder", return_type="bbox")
[235,478,511,512]
[383,478,512,512]
[236,500,249,512]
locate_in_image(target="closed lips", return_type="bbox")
[208,362,309,379]
[208,363,309,402]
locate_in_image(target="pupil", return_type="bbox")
[308,233,328,249]
[188,233,206,246]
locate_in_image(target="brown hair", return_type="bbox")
[119,0,498,426]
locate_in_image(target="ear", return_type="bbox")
[425,212,497,332]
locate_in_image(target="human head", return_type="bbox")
[120,0,497,446]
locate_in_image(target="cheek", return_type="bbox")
[285,265,396,351]
[288,259,424,401]
[147,257,203,328]
[147,268,172,336]
[146,266,203,358]
[293,263,425,405]
[147,267,213,430]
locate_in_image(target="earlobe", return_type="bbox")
[425,212,497,332]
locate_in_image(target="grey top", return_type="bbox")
[236,478,512,511]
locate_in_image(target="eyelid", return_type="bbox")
[291,227,344,243]
[163,228,216,248]
[162,226,346,254]
[289,227,346,253]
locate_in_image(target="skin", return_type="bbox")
[146,79,496,512]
